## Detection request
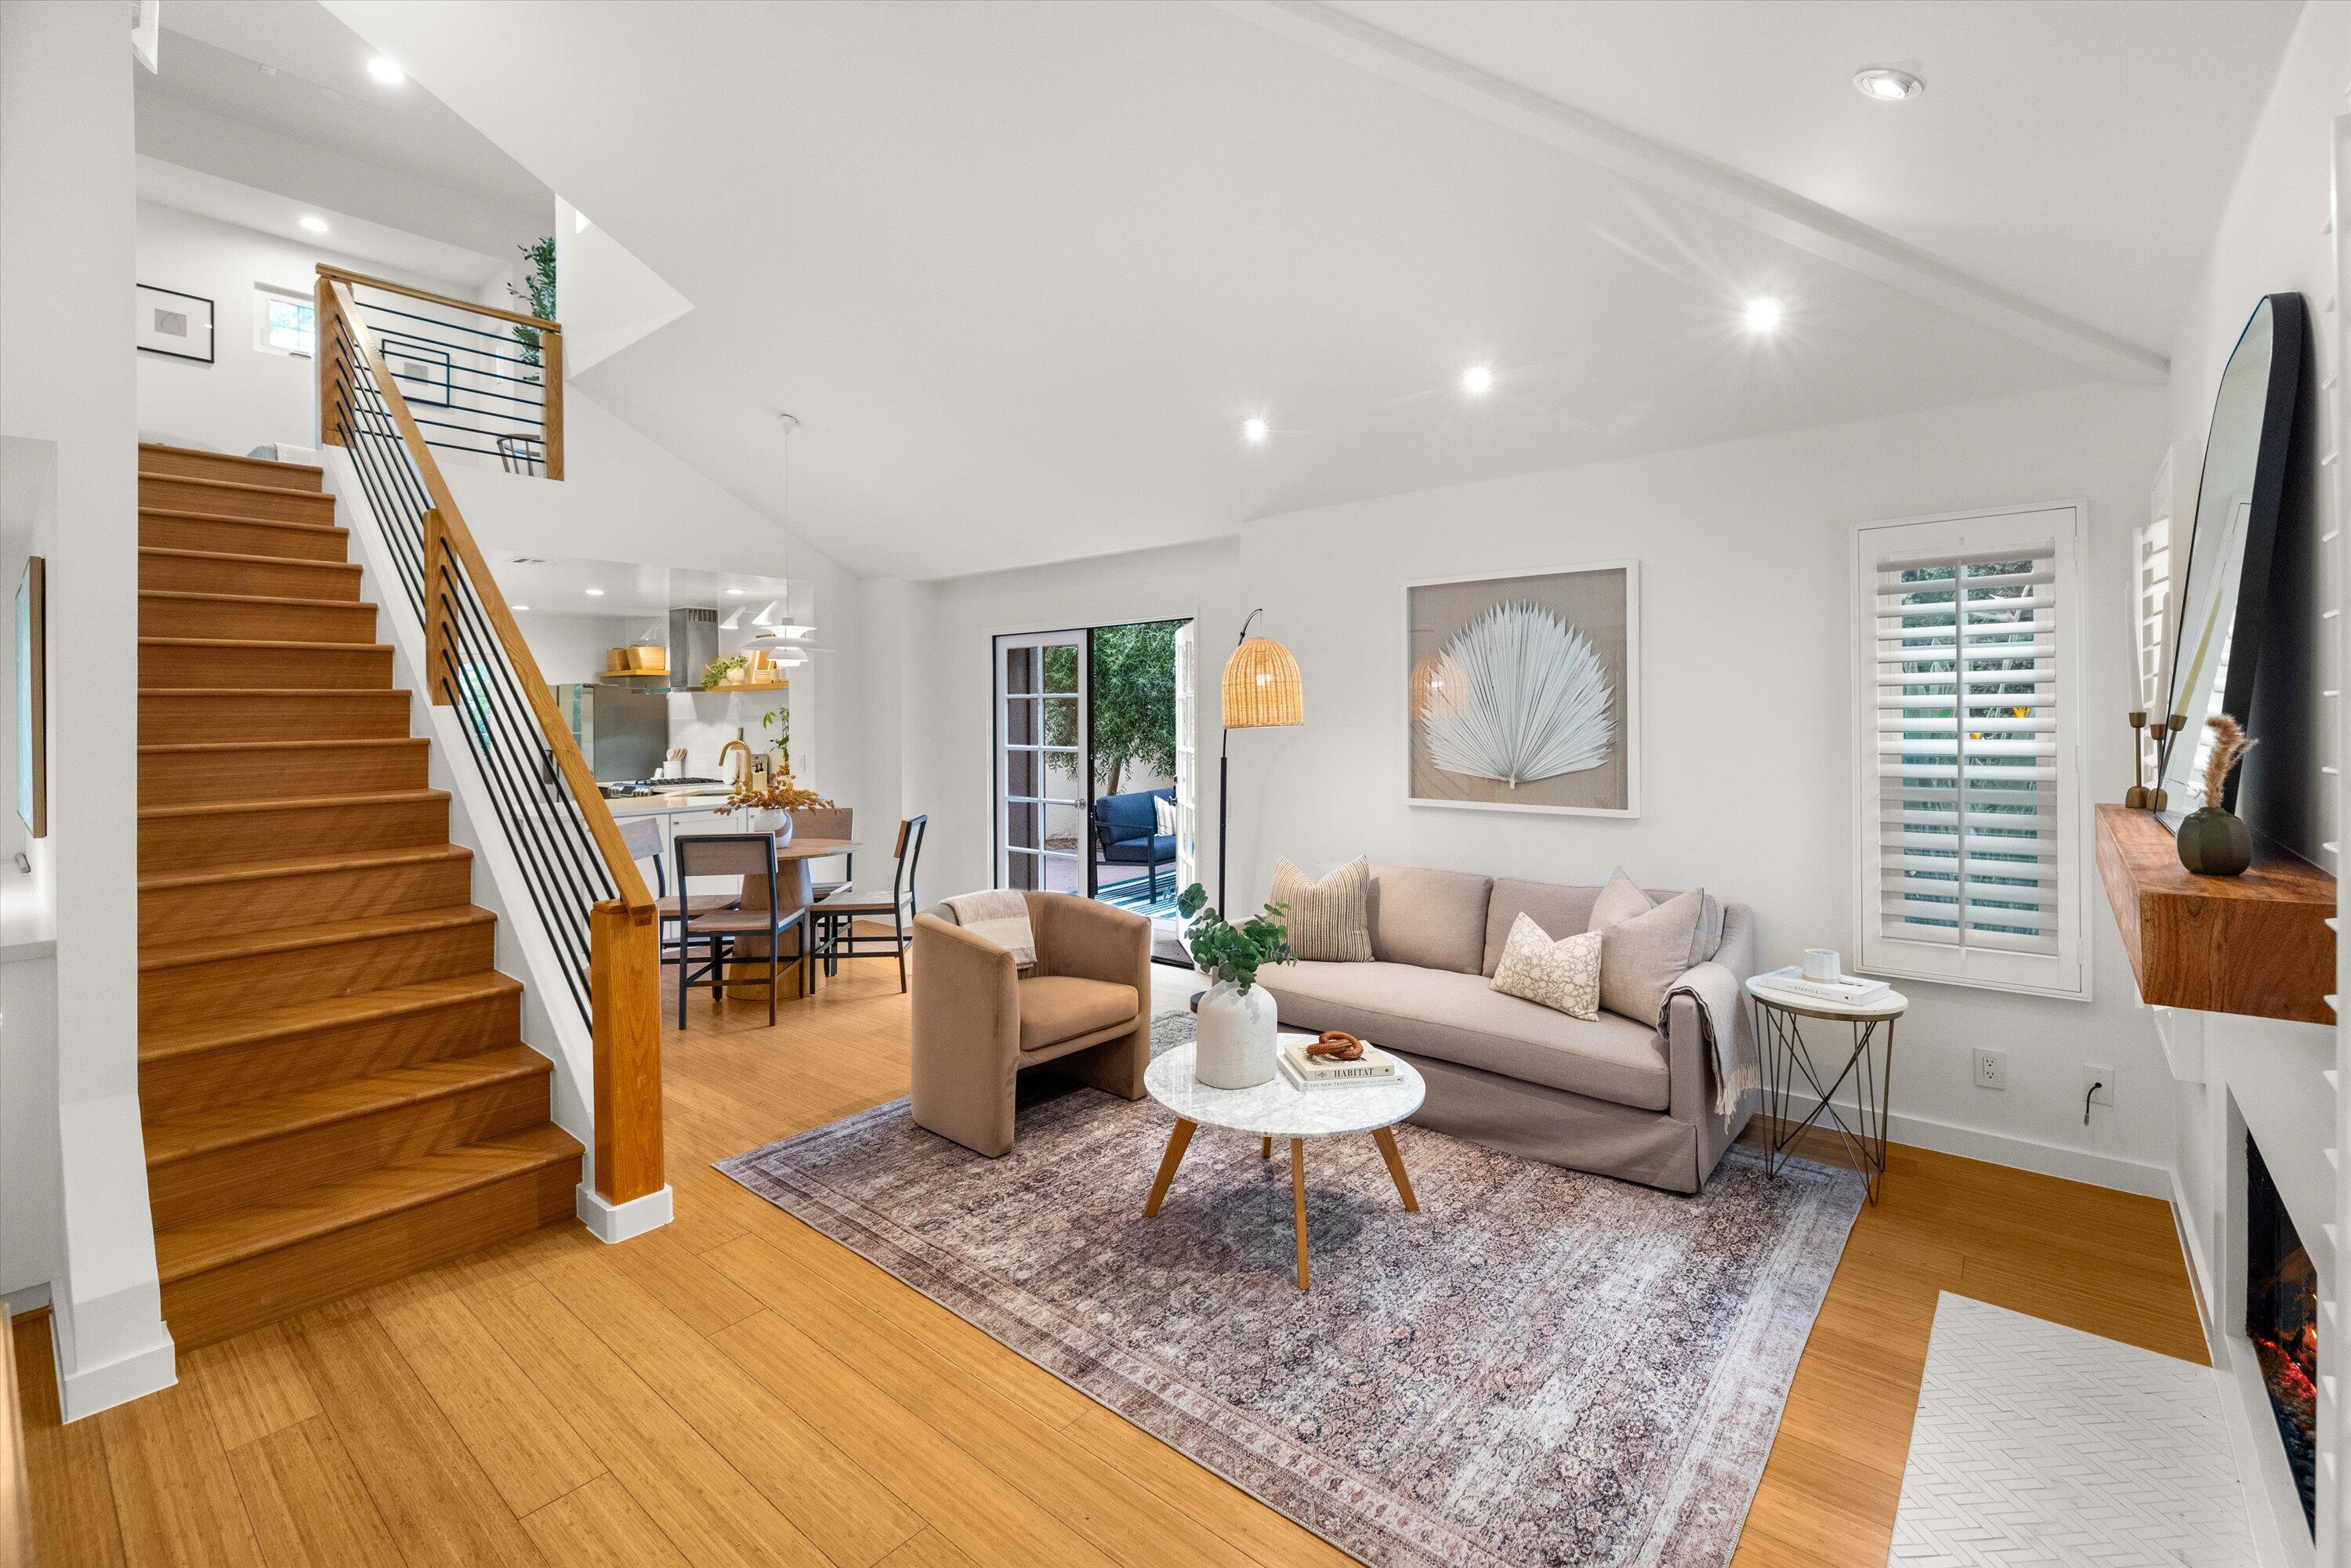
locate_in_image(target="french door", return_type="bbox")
[993,631,1089,893]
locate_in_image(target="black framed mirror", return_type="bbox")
[2157,292,2306,820]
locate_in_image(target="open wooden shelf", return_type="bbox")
[2094,802,2335,1025]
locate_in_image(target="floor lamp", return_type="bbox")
[1216,609,1304,914]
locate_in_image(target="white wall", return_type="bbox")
[134,199,479,456]
[891,538,1244,904]
[1220,382,2176,1190]
[2155,0,2348,1387]
[0,1,175,1418]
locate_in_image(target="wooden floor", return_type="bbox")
[16,958,2207,1567]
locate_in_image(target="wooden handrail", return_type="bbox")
[317,271,663,1210]
[316,263,561,332]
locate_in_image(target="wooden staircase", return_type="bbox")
[135,442,581,1348]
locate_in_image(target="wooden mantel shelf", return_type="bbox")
[2094,803,2335,1025]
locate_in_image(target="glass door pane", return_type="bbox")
[995,629,1088,895]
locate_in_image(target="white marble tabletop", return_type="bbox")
[1147,1037,1425,1138]
[1744,973,1910,1022]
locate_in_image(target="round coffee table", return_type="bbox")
[1142,1037,1425,1290]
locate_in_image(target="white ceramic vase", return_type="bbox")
[1194,979,1278,1088]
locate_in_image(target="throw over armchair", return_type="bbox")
[911,893,1152,1157]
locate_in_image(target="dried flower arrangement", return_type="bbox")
[713,759,835,816]
[2201,714,2253,806]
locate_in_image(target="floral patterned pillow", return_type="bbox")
[1489,911,1602,1020]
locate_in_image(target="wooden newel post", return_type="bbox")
[315,273,343,451]
[591,900,665,1207]
[541,327,565,482]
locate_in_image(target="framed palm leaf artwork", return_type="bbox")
[1404,562,1639,817]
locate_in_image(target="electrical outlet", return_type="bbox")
[1972,1048,2009,1090]
[2081,1065,2117,1115]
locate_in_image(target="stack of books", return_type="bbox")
[1756,965,1891,1007]
[1277,1036,1400,1092]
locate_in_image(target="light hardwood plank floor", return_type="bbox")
[16,955,2204,1566]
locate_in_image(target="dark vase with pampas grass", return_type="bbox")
[2176,715,2254,876]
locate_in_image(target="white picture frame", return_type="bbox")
[1404,559,1641,818]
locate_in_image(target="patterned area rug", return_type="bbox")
[718,1015,1863,1568]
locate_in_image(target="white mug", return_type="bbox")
[1802,947,1841,983]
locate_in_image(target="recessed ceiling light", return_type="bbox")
[366,55,405,87]
[584,588,605,596]
[1461,364,1494,397]
[1853,67,1922,102]
[298,215,329,234]
[1241,417,1269,444]
[1744,296,1784,333]
[726,588,745,596]
[512,604,531,612]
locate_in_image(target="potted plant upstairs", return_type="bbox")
[1176,882,1293,1088]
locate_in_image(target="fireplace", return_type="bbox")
[2245,1134,2318,1536]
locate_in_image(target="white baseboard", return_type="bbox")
[1788,1095,2174,1199]
[576,1182,673,1244]
[55,1328,176,1422]
[2168,1164,2219,1349]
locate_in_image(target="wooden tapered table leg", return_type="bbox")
[1371,1125,1419,1211]
[1261,1135,1271,1160]
[1291,1138,1308,1290]
[1143,1119,1197,1217]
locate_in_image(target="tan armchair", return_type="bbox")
[911,893,1153,1157]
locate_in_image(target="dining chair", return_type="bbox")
[795,806,855,900]
[673,834,812,1027]
[813,815,926,993]
[620,815,740,965]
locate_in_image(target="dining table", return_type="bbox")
[712,834,857,1001]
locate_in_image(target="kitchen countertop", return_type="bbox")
[602,790,739,817]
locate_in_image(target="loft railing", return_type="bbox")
[316,264,564,480]
[315,266,662,1215]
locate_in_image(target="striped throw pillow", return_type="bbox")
[1270,856,1373,962]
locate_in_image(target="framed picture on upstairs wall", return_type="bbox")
[1405,561,1640,817]
[133,284,214,364]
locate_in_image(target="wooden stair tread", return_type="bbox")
[143,1046,550,1167]
[137,471,331,503]
[139,588,370,610]
[139,545,359,570]
[139,506,342,534]
[139,842,469,891]
[139,905,492,972]
[139,636,391,653]
[153,1124,582,1284]
[140,972,523,1062]
[139,786,447,820]
[139,443,323,484]
[139,737,425,756]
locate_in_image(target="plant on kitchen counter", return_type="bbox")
[762,706,788,766]
[701,654,746,688]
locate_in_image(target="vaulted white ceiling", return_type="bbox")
[313,0,2295,581]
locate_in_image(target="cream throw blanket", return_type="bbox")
[944,889,1036,967]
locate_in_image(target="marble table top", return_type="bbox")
[1146,1038,1425,1139]
[1744,972,1910,1022]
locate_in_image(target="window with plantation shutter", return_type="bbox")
[1853,505,2088,1000]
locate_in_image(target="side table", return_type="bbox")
[1744,976,1907,1204]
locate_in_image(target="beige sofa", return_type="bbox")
[1257,864,1757,1193]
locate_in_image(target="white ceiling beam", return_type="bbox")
[1215,0,2169,386]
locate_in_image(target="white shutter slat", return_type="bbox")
[1871,545,2062,957]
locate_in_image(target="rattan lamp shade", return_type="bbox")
[1222,636,1303,729]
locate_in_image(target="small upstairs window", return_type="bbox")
[255,285,315,357]
[1853,503,2088,1000]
